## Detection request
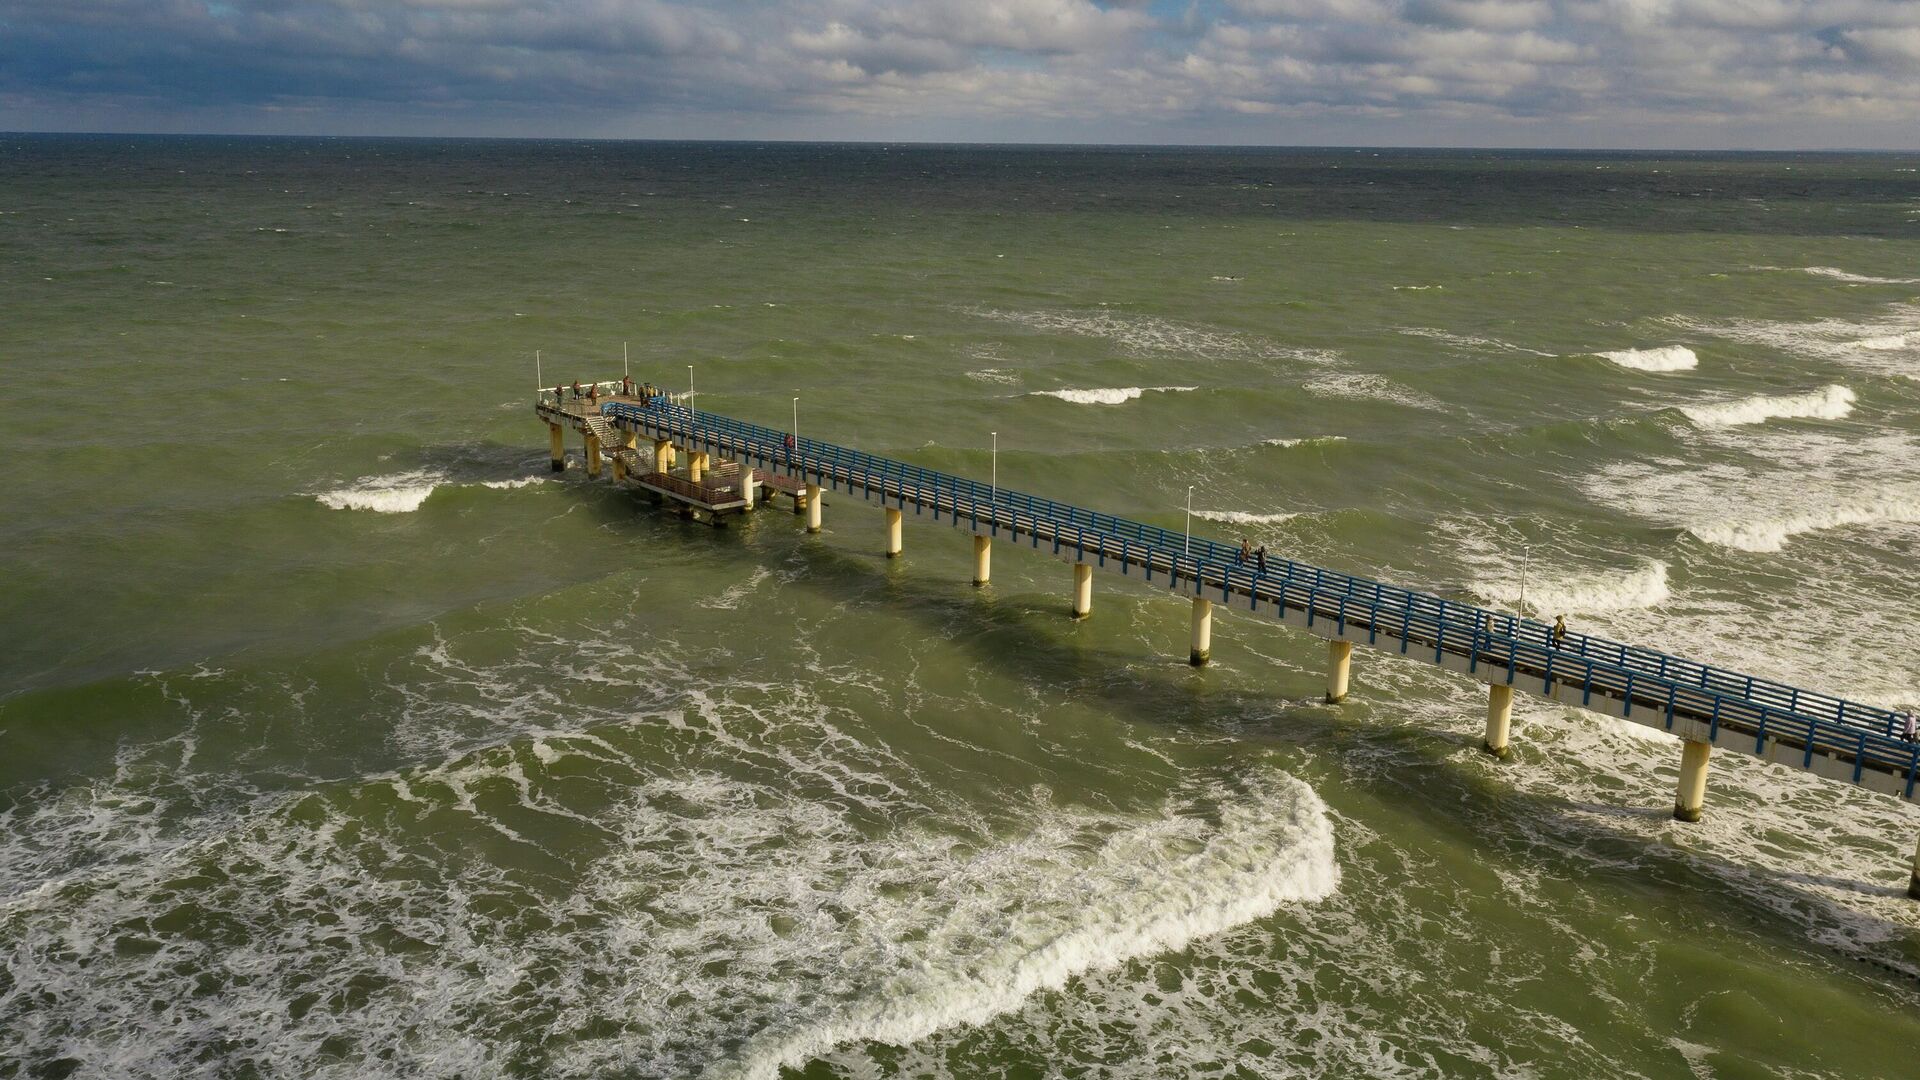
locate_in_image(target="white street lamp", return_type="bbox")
[991,431,997,500]
[1519,544,1532,621]
[1184,484,1194,557]
[792,395,800,476]
[687,364,694,408]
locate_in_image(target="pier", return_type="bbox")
[537,381,1920,898]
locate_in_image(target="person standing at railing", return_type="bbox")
[1901,710,1918,742]
[1254,545,1266,574]
[1238,538,1251,565]
[1552,614,1568,649]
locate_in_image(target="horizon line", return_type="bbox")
[5,129,1918,156]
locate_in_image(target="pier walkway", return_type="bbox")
[536,384,1920,896]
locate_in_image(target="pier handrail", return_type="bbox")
[603,396,1918,786]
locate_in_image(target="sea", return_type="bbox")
[3,135,1919,1078]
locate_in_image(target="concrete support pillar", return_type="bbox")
[585,434,602,479]
[1326,639,1353,703]
[972,534,991,587]
[1484,683,1514,759]
[689,451,709,484]
[612,453,627,482]
[548,424,565,472]
[1190,597,1213,666]
[739,468,756,511]
[1909,835,1920,901]
[805,483,822,533]
[653,439,673,474]
[885,507,903,558]
[1674,740,1711,822]
[1071,562,1093,620]
[793,487,807,516]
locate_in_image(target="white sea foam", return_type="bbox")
[316,468,552,510]
[1595,345,1698,372]
[969,307,1332,365]
[1195,509,1299,527]
[1689,495,1920,553]
[1678,384,1855,428]
[965,368,1020,384]
[480,475,549,490]
[1800,266,1920,285]
[1303,373,1444,410]
[1584,431,1920,555]
[1398,327,1555,356]
[1854,332,1915,351]
[1474,560,1671,615]
[700,773,1338,1080]
[1665,302,1920,382]
[1262,435,1347,448]
[1030,386,1197,405]
[314,469,446,512]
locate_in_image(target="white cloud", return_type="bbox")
[2,0,1919,145]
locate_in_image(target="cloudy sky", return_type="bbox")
[4,1,1918,148]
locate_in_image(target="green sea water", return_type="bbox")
[3,136,1920,1078]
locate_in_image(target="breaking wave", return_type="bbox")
[1688,496,1920,553]
[1679,384,1855,428]
[1800,266,1920,285]
[1030,386,1197,405]
[1195,510,1299,527]
[1262,435,1346,449]
[1596,346,1698,372]
[314,469,447,513]
[1303,373,1443,410]
[1854,332,1915,352]
[315,469,549,511]
[1474,560,1671,616]
[701,773,1339,1080]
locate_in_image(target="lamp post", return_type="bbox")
[1519,544,1532,621]
[991,431,997,501]
[687,364,694,408]
[792,395,799,476]
[1184,485,1194,558]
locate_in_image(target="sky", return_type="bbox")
[3,1,1919,149]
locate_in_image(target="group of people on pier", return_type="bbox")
[550,376,659,406]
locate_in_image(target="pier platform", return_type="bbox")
[535,380,1920,897]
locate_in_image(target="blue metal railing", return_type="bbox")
[597,395,1920,795]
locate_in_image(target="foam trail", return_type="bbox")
[479,475,548,490]
[1262,435,1346,449]
[315,469,446,513]
[1196,510,1298,527]
[1689,496,1920,553]
[1474,560,1670,615]
[1854,333,1915,352]
[1030,386,1197,405]
[1679,384,1855,428]
[1596,346,1697,372]
[703,775,1338,1080]
[1801,267,1920,285]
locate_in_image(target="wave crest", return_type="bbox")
[1689,496,1920,552]
[1801,266,1920,285]
[1030,386,1196,405]
[1195,510,1298,527]
[1597,346,1698,372]
[700,773,1338,1080]
[1475,560,1671,615]
[314,469,446,513]
[1679,384,1855,428]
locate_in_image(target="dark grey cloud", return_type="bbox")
[1,0,1917,146]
